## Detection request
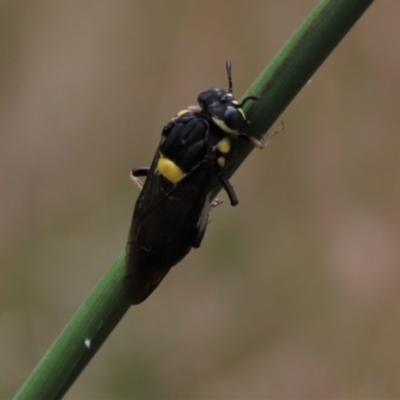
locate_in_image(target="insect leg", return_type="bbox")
[239,120,286,149]
[219,175,238,206]
[130,167,150,190]
[210,198,223,208]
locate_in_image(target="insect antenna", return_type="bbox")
[225,61,260,107]
[226,60,233,94]
[236,95,261,108]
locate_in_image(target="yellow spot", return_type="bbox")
[211,116,236,133]
[177,109,190,117]
[157,155,186,184]
[218,157,225,168]
[214,138,231,153]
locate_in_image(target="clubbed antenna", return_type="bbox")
[226,60,233,94]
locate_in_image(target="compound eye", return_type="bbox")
[224,108,245,131]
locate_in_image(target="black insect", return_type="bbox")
[124,61,283,305]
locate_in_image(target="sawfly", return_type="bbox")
[124,62,284,304]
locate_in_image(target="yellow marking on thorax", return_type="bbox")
[157,154,186,184]
[177,109,190,117]
[214,137,231,153]
[237,108,246,120]
[212,116,237,134]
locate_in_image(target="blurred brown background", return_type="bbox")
[1,0,399,398]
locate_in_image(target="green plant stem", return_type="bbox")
[14,0,374,399]
[224,0,375,184]
[16,251,130,400]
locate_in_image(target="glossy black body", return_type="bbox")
[124,112,228,304]
[124,62,258,305]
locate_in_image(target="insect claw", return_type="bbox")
[250,120,286,149]
[130,167,150,190]
[130,172,144,190]
[210,198,223,209]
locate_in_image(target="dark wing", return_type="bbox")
[124,114,217,304]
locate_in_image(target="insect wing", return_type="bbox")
[124,121,216,304]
